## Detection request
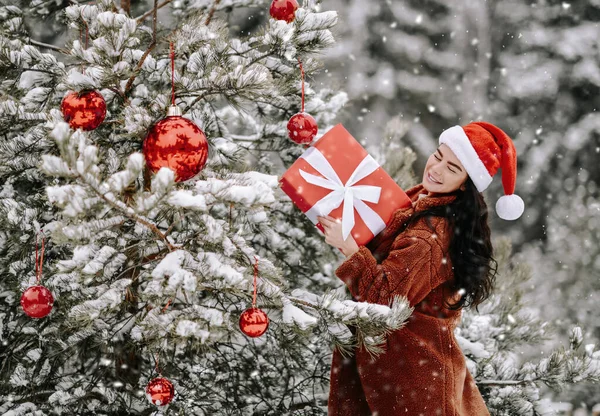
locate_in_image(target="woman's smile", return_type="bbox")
[427,172,442,184]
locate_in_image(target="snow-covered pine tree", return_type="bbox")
[0,1,412,414]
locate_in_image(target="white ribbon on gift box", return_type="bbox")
[298,146,386,241]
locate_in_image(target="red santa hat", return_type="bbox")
[438,121,525,220]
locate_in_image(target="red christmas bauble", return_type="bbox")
[269,0,299,23]
[287,112,318,144]
[239,307,269,338]
[20,285,54,318]
[142,113,209,182]
[61,90,106,131]
[146,377,175,406]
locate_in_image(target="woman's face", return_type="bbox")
[422,144,469,195]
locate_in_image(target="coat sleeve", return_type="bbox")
[334,223,448,307]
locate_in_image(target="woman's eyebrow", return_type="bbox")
[437,148,464,172]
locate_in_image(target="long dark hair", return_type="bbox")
[406,177,498,312]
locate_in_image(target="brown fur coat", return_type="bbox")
[328,183,490,416]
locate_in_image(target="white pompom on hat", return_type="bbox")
[438,121,525,221]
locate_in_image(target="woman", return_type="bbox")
[319,122,525,416]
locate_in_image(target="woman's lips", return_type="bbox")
[427,172,442,184]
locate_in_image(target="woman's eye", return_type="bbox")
[434,154,455,173]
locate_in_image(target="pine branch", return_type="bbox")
[287,392,329,411]
[478,379,533,386]
[184,92,210,112]
[121,0,131,15]
[135,0,173,23]
[77,172,175,251]
[205,0,222,25]
[28,39,68,54]
[288,297,317,309]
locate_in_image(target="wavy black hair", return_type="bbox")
[406,177,498,312]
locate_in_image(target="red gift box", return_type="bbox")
[278,124,412,247]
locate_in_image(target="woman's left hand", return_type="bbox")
[317,215,360,257]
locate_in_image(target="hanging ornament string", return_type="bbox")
[146,300,174,406]
[170,41,176,106]
[21,231,54,319]
[288,58,318,149]
[142,39,209,183]
[79,7,89,75]
[61,4,106,133]
[154,352,161,375]
[84,11,89,49]
[298,58,305,113]
[35,232,45,285]
[78,13,83,49]
[239,256,269,338]
[252,256,259,309]
[152,297,172,376]
[79,10,84,74]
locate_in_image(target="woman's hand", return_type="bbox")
[317,215,360,257]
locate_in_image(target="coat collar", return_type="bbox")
[405,183,458,213]
[371,183,458,243]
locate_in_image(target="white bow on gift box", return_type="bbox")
[298,146,387,241]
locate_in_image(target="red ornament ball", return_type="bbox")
[146,377,175,406]
[142,113,209,182]
[269,0,299,23]
[21,285,54,318]
[287,112,318,144]
[239,307,269,338]
[61,90,106,131]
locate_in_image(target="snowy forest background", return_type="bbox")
[0,0,599,415]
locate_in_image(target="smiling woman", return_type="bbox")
[324,121,526,416]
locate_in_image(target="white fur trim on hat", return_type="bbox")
[439,126,493,192]
[496,194,524,220]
